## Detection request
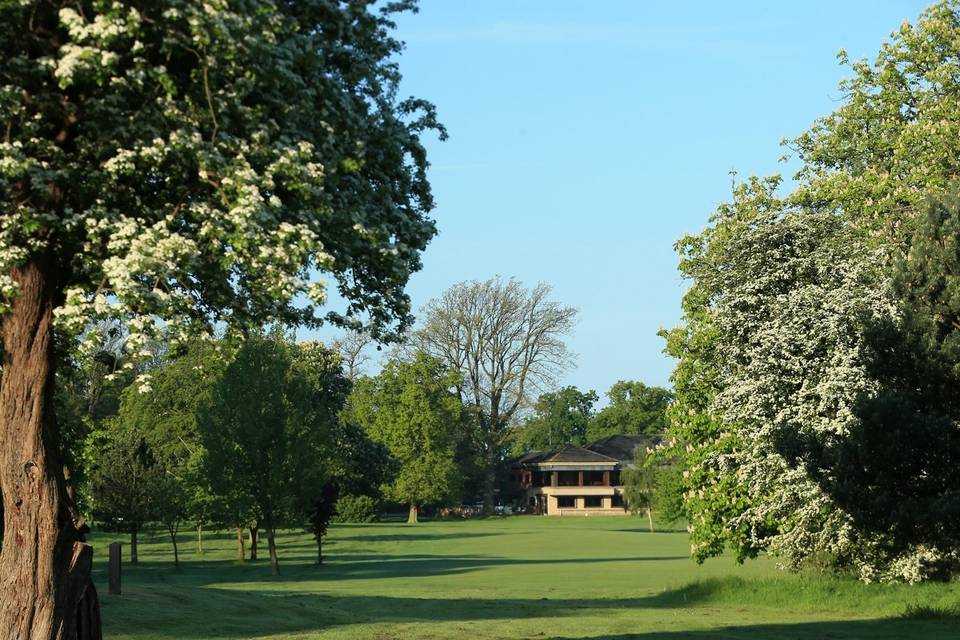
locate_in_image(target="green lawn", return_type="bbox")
[92,516,960,639]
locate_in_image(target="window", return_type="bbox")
[557,496,576,508]
[611,494,623,508]
[584,496,603,508]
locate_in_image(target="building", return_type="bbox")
[507,434,658,516]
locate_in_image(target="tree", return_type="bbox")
[114,339,227,555]
[587,381,672,442]
[307,481,339,565]
[622,447,656,533]
[512,386,597,454]
[410,278,577,509]
[0,1,441,634]
[151,470,188,569]
[345,353,463,523]
[660,2,960,581]
[201,332,342,576]
[333,330,375,380]
[87,426,158,565]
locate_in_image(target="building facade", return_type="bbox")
[508,435,656,516]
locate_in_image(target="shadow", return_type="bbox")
[96,581,960,639]
[92,551,688,584]
[542,615,960,639]
[332,531,502,543]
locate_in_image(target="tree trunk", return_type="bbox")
[236,527,245,561]
[646,508,655,533]
[316,536,323,565]
[169,528,179,568]
[265,525,279,576]
[196,523,203,554]
[130,528,138,564]
[248,526,258,561]
[408,503,419,524]
[0,259,102,639]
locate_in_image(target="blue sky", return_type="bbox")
[306,0,931,401]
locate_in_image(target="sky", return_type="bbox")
[305,0,932,401]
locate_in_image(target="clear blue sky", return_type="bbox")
[306,0,931,400]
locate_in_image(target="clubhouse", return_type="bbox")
[508,434,657,516]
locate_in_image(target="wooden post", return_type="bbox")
[551,471,558,487]
[108,542,122,596]
[577,471,583,486]
[603,471,610,486]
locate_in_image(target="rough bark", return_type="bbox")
[0,259,101,639]
[316,537,323,565]
[248,526,258,561]
[236,527,245,561]
[408,503,419,524]
[196,523,203,554]
[130,528,138,565]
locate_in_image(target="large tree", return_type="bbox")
[660,1,960,581]
[0,1,441,634]
[586,381,672,442]
[345,352,463,523]
[410,278,577,509]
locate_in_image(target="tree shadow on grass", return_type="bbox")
[544,616,960,640]
[93,551,689,586]
[98,580,960,640]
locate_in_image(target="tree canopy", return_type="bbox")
[0,2,441,635]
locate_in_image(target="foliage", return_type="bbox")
[87,425,158,537]
[333,495,379,524]
[344,352,464,522]
[1,0,443,348]
[511,386,597,454]
[307,481,339,564]
[200,331,346,573]
[587,381,672,441]
[622,448,655,516]
[410,278,577,508]
[660,2,960,581]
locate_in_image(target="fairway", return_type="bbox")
[92,517,960,639]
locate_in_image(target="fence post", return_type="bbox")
[108,542,122,596]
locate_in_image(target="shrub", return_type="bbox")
[333,494,378,523]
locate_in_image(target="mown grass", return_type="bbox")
[90,516,960,639]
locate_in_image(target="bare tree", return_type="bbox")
[409,277,577,509]
[332,330,375,379]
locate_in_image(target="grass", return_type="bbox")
[90,516,960,639]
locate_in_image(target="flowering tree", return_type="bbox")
[660,1,960,581]
[0,1,441,636]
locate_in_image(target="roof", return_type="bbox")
[512,433,663,468]
[587,434,660,462]
[542,444,618,464]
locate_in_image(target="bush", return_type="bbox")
[333,494,378,523]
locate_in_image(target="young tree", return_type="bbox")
[622,448,657,533]
[87,427,158,565]
[410,278,577,510]
[512,386,597,454]
[201,332,346,575]
[151,470,188,569]
[0,1,441,634]
[345,353,463,523]
[587,381,672,442]
[307,481,339,565]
